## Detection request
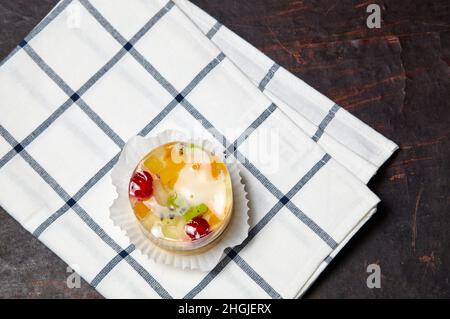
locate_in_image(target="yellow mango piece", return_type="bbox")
[160,147,185,187]
[168,178,177,189]
[134,202,150,220]
[205,210,222,228]
[144,156,164,175]
[164,145,175,161]
[160,168,178,186]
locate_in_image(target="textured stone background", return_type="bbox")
[0,0,449,298]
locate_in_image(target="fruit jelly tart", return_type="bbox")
[129,141,233,252]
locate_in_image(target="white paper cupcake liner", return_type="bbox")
[110,130,250,271]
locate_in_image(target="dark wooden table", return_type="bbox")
[0,0,449,299]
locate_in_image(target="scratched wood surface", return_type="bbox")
[0,0,449,298]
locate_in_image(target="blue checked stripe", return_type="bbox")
[79,0,128,46]
[234,149,285,198]
[77,49,128,96]
[129,2,176,45]
[259,63,280,91]
[206,22,223,40]
[179,99,229,147]
[128,47,179,97]
[286,201,337,249]
[227,103,277,154]
[312,104,340,142]
[226,248,282,299]
[181,52,225,96]
[139,99,180,137]
[123,254,172,299]
[91,244,135,287]
[324,255,333,264]
[22,45,73,94]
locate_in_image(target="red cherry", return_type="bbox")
[129,171,153,200]
[185,217,210,240]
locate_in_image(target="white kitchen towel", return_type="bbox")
[0,0,397,299]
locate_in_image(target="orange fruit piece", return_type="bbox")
[205,210,222,228]
[134,202,150,220]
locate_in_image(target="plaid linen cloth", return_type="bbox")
[0,0,397,299]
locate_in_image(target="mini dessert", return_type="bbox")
[129,142,233,252]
